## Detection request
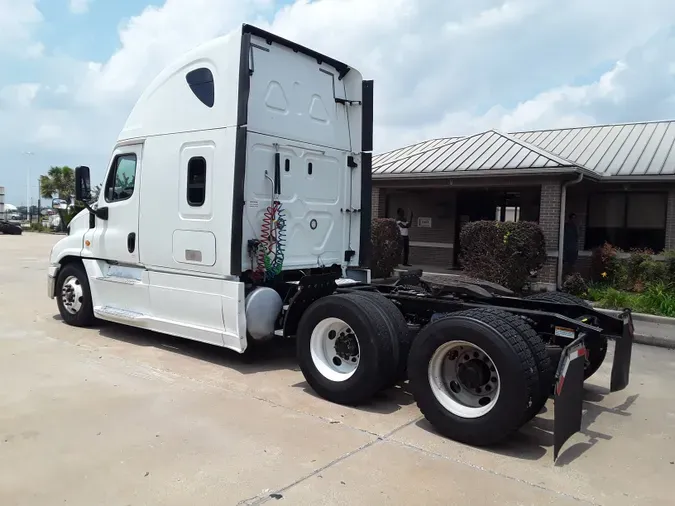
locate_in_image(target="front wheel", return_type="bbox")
[55,263,95,327]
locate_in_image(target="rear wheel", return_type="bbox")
[525,291,607,379]
[348,291,412,383]
[407,308,538,446]
[526,291,592,308]
[296,294,399,405]
[471,308,553,422]
[505,314,553,421]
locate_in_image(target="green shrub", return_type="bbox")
[30,222,47,232]
[590,242,622,283]
[626,248,654,292]
[642,259,666,286]
[663,250,675,285]
[459,220,546,292]
[562,272,588,297]
[370,218,401,279]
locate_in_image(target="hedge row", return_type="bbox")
[368,217,548,291]
[459,220,546,292]
[369,218,402,278]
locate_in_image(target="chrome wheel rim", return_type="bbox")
[428,340,500,418]
[61,275,84,315]
[310,317,360,382]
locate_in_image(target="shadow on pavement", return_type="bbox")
[52,314,415,416]
[50,315,639,452]
[414,383,639,465]
[292,380,416,415]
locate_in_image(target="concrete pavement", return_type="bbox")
[1,233,674,506]
[595,308,675,349]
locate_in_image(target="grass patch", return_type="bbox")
[586,282,675,318]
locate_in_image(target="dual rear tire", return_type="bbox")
[296,292,406,405]
[525,291,608,380]
[297,296,553,446]
[407,308,550,446]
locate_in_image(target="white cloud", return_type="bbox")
[0,83,41,108]
[76,0,262,106]
[69,0,93,15]
[4,0,675,203]
[0,0,43,58]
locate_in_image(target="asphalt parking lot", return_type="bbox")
[1,233,674,506]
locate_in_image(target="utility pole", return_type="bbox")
[37,176,42,223]
[23,151,34,224]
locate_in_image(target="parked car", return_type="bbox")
[0,220,23,235]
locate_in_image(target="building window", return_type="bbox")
[105,154,137,203]
[585,191,667,251]
[187,156,206,206]
[495,206,520,222]
[186,68,214,108]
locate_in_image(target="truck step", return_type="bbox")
[96,275,140,285]
[94,306,146,321]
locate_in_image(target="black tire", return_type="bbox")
[296,294,399,405]
[526,291,592,308]
[55,262,95,327]
[464,307,552,423]
[348,291,412,383]
[525,291,607,379]
[502,313,553,421]
[407,308,539,446]
[582,334,608,379]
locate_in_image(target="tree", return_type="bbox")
[40,166,75,232]
[40,166,75,202]
[91,183,101,203]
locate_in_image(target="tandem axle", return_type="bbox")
[279,269,633,460]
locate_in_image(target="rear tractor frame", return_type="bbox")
[282,269,634,461]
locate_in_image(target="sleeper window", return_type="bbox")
[105,154,137,203]
[186,68,215,108]
[187,156,207,207]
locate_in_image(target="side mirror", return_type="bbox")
[75,166,92,202]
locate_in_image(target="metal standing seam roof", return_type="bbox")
[512,120,675,177]
[373,119,675,179]
[372,130,591,177]
[372,137,463,168]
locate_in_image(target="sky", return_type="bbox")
[2,1,675,205]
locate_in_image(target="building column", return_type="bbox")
[371,187,387,219]
[371,187,381,218]
[538,181,562,288]
[665,189,675,250]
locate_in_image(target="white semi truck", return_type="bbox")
[48,24,634,459]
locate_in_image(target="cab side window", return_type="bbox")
[187,156,206,207]
[105,154,137,202]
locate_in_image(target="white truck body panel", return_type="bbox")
[48,24,372,353]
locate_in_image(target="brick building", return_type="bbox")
[372,120,675,290]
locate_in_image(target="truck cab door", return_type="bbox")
[83,144,148,314]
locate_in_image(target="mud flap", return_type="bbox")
[610,310,634,393]
[553,338,587,461]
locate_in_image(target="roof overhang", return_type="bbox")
[596,175,675,183]
[372,166,600,181]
